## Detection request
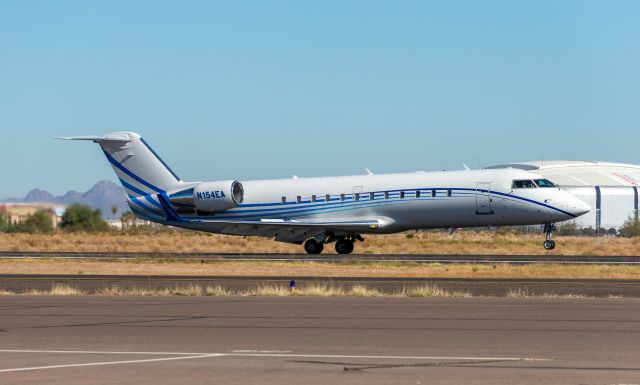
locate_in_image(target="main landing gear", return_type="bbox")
[334,234,364,254]
[304,239,324,254]
[303,234,363,255]
[543,223,556,250]
[335,238,354,254]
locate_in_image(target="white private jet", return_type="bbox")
[58,132,590,254]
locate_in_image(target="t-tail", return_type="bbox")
[56,132,187,222]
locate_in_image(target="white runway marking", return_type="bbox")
[0,354,223,373]
[232,350,292,353]
[0,349,551,373]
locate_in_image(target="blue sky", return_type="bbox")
[1,0,639,197]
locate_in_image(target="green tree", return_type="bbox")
[619,217,640,238]
[0,213,8,232]
[556,221,580,236]
[60,204,108,232]
[15,210,54,234]
[120,211,137,230]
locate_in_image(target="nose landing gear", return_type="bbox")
[543,223,556,250]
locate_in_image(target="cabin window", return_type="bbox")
[296,196,302,203]
[534,179,556,188]
[369,192,375,200]
[340,193,345,201]
[281,196,286,204]
[311,195,316,202]
[384,191,389,199]
[447,189,452,197]
[400,191,405,199]
[512,180,537,189]
[354,193,360,201]
[431,190,436,197]
[416,190,421,198]
[325,194,330,202]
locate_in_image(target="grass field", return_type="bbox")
[2,232,639,281]
[1,258,640,279]
[1,231,639,255]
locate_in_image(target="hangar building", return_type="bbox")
[487,161,640,231]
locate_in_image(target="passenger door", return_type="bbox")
[352,186,363,206]
[475,183,494,215]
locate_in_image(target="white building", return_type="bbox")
[487,161,640,231]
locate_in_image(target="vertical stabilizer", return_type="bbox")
[56,132,182,197]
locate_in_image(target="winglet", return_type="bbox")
[364,168,374,175]
[462,163,470,171]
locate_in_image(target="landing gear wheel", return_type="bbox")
[304,239,324,254]
[335,238,354,255]
[543,223,557,250]
[543,240,556,250]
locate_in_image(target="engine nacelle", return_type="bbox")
[193,180,244,212]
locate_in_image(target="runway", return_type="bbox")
[3,274,640,296]
[2,251,640,264]
[0,296,639,384]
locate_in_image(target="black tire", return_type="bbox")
[304,239,324,254]
[335,238,354,254]
[543,240,556,250]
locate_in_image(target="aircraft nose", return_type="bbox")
[565,196,591,217]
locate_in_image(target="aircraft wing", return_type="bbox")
[196,218,383,244]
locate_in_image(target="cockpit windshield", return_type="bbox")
[534,179,556,188]
[512,180,536,189]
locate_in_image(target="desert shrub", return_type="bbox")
[556,221,580,236]
[618,217,640,238]
[60,204,108,232]
[23,210,54,233]
[0,213,7,232]
[9,210,54,234]
[581,227,596,237]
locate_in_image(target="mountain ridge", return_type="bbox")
[3,181,129,219]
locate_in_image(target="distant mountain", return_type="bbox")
[23,188,56,203]
[4,181,129,219]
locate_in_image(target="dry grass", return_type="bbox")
[506,287,587,298]
[1,258,640,279]
[0,283,471,298]
[401,285,472,298]
[22,283,85,296]
[1,231,639,256]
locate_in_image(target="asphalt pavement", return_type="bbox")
[0,296,639,384]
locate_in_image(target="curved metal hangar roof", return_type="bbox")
[486,160,640,187]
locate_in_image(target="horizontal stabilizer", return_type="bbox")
[55,134,131,143]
